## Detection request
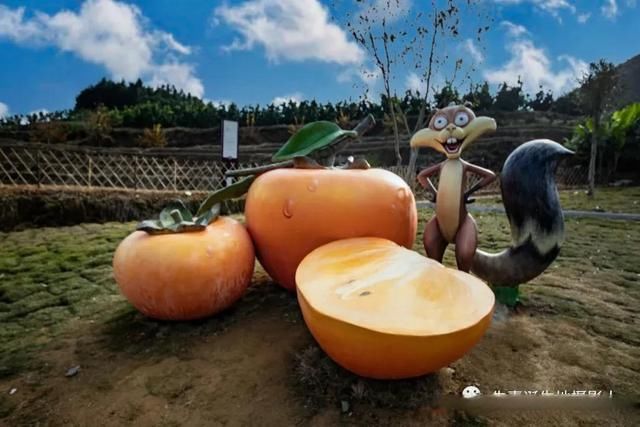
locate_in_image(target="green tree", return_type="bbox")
[607,103,640,177]
[579,60,618,196]
[493,79,526,111]
[433,82,461,108]
[527,86,554,111]
[461,82,493,111]
[552,90,583,115]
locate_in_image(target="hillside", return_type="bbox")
[614,54,640,109]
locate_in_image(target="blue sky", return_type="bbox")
[0,0,638,116]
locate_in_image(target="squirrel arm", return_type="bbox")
[417,163,441,199]
[464,163,497,199]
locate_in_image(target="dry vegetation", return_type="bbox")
[0,209,639,426]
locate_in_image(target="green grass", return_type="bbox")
[0,222,133,377]
[2,212,640,381]
[476,186,640,214]
[1,211,639,425]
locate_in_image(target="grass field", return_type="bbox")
[477,186,640,214]
[0,209,639,426]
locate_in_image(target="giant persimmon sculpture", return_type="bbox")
[296,238,495,379]
[245,168,417,291]
[113,199,255,321]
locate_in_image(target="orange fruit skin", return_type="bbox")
[244,168,418,290]
[295,238,494,379]
[113,217,255,320]
[298,293,493,379]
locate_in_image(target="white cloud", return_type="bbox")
[337,67,379,85]
[0,6,42,42]
[463,39,484,63]
[405,72,421,93]
[271,92,304,105]
[207,99,233,108]
[214,0,364,65]
[148,63,204,98]
[0,102,9,118]
[576,12,591,23]
[602,0,619,19]
[0,1,203,97]
[404,72,445,101]
[500,21,529,37]
[483,39,588,95]
[493,0,575,20]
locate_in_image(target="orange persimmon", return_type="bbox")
[113,217,255,320]
[296,237,495,379]
[244,168,418,291]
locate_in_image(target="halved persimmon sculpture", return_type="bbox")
[113,199,255,321]
[296,237,495,379]
[245,168,417,291]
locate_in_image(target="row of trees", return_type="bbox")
[0,79,583,131]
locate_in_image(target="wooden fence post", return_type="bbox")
[134,156,139,190]
[88,157,93,188]
[173,158,178,191]
[36,148,41,188]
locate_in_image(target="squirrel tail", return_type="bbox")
[471,139,574,287]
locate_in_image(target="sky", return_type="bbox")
[0,0,639,116]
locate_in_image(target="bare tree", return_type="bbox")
[346,1,412,166]
[579,60,617,196]
[403,1,491,179]
[342,1,490,172]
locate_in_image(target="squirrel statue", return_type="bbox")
[409,104,574,287]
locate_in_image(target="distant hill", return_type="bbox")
[614,54,640,109]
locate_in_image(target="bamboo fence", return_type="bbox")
[0,142,587,196]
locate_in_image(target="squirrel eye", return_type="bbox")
[433,115,448,130]
[455,112,470,126]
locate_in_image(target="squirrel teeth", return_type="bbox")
[446,137,458,145]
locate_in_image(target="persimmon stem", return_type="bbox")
[170,209,183,223]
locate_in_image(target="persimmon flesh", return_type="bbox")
[113,217,255,320]
[296,238,495,379]
[245,168,417,290]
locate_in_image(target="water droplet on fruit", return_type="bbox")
[307,179,318,192]
[391,203,397,209]
[397,187,407,200]
[283,199,294,218]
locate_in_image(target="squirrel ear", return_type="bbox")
[463,101,473,108]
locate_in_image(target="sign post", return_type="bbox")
[221,120,239,186]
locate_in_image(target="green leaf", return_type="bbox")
[159,200,192,226]
[272,121,357,161]
[196,203,221,226]
[196,175,255,217]
[137,220,172,234]
[492,285,520,307]
[137,219,206,235]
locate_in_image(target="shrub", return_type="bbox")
[137,124,167,148]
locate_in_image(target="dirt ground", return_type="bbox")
[1,210,639,426]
